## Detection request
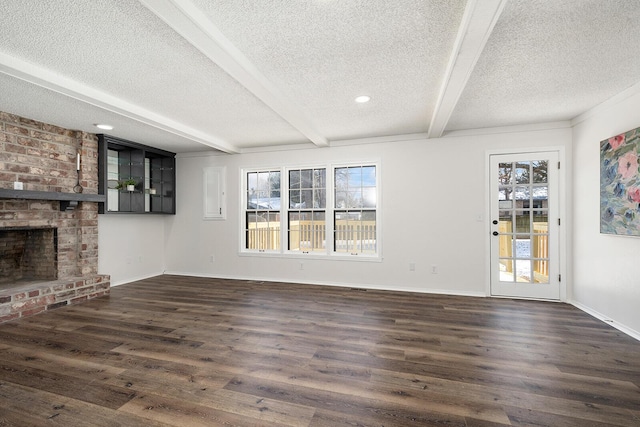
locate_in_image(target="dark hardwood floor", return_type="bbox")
[0,275,638,426]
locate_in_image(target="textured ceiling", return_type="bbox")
[192,0,466,141]
[0,0,638,153]
[447,0,640,131]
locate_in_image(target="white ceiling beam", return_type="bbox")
[0,51,239,154]
[428,0,508,138]
[140,0,329,148]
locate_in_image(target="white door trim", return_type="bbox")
[484,146,567,301]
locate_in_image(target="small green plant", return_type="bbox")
[116,178,137,190]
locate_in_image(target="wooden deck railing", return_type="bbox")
[498,220,549,282]
[247,222,280,250]
[334,221,376,253]
[248,220,376,253]
[289,221,326,251]
[532,223,549,282]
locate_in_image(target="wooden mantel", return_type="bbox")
[0,189,105,211]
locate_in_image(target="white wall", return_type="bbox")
[94,96,640,340]
[159,127,571,296]
[572,89,640,338]
[98,215,166,286]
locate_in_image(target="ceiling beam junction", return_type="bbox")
[139,0,329,148]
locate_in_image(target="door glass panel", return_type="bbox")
[533,185,548,202]
[499,210,512,228]
[514,186,530,200]
[533,269,548,283]
[515,259,531,282]
[499,186,514,201]
[515,235,531,258]
[532,160,548,183]
[499,259,514,281]
[498,163,513,184]
[515,162,530,183]
[515,211,530,233]
[533,214,548,232]
[498,208,513,282]
[499,234,513,260]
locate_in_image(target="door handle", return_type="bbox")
[492,220,498,225]
[492,231,499,236]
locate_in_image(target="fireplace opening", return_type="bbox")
[0,227,58,290]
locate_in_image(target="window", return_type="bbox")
[242,163,378,258]
[334,165,377,254]
[245,170,281,251]
[288,168,326,252]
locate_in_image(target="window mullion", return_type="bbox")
[326,166,335,255]
[243,163,377,259]
[279,167,287,254]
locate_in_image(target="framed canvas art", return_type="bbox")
[600,126,640,236]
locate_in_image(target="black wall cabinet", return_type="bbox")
[98,135,176,214]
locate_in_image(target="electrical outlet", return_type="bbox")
[210,255,215,263]
[409,262,415,271]
[431,265,438,274]
[13,181,23,190]
[299,262,304,270]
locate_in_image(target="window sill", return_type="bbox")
[238,251,382,262]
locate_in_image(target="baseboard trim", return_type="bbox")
[162,271,487,298]
[570,300,640,342]
[109,272,164,287]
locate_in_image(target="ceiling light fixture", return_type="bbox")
[355,95,371,104]
[94,124,113,130]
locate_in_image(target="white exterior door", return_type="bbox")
[490,152,560,300]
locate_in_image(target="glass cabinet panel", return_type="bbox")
[98,135,176,214]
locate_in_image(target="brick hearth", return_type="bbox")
[0,111,110,323]
[0,275,109,323]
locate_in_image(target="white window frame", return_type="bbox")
[286,166,328,255]
[242,168,283,254]
[240,161,381,261]
[331,162,379,258]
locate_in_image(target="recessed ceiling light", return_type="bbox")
[95,124,113,130]
[355,95,371,104]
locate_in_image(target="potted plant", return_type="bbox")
[116,178,137,192]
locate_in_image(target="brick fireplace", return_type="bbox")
[0,226,58,286]
[0,111,110,323]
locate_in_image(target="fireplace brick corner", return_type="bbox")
[0,275,110,324]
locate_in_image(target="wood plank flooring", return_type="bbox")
[0,275,639,426]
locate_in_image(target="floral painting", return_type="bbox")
[600,126,640,236]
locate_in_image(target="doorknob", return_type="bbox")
[492,231,499,236]
[492,220,498,225]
